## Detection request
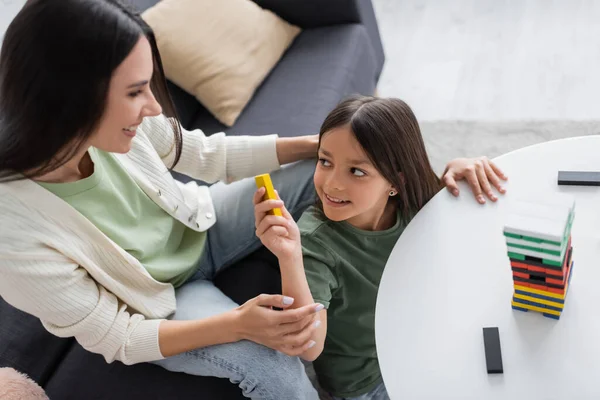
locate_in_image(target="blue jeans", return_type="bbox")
[151,160,318,400]
[332,381,389,400]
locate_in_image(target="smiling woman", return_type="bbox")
[0,0,182,182]
[0,0,325,399]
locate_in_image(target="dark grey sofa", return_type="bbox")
[0,0,384,398]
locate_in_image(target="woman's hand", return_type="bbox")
[253,188,301,260]
[234,294,323,356]
[442,156,508,204]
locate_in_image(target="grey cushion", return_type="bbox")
[190,24,378,136]
[0,297,73,386]
[253,0,385,79]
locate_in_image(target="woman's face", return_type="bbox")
[89,36,162,153]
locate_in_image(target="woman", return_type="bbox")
[0,0,505,399]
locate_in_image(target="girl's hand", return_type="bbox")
[235,294,323,356]
[253,188,301,260]
[442,156,508,204]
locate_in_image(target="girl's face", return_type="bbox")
[314,125,397,230]
[89,36,163,153]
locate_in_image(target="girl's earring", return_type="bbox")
[389,190,397,197]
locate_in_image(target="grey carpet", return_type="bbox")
[420,120,600,174]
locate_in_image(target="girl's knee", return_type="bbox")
[232,341,318,399]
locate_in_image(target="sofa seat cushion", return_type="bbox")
[44,344,245,400]
[0,297,73,386]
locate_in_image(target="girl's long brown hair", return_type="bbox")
[318,95,442,220]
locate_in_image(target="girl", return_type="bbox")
[253,95,507,399]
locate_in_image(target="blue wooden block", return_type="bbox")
[512,296,532,306]
[543,303,563,312]
[512,304,529,312]
[543,313,560,320]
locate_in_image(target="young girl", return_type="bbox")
[253,95,507,399]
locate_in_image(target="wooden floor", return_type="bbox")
[373,0,600,121]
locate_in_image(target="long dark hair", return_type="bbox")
[319,95,442,220]
[0,0,182,181]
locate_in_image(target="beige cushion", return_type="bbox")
[142,0,301,127]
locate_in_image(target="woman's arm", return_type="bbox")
[275,135,319,165]
[142,114,317,184]
[159,293,322,358]
[0,249,323,364]
[158,312,239,357]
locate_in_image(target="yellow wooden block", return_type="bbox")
[513,293,564,309]
[511,300,561,316]
[514,284,567,301]
[255,174,282,217]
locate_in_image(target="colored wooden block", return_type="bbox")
[513,297,531,306]
[528,264,547,273]
[545,268,564,277]
[512,304,529,312]
[254,174,282,217]
[543,313,561,320]
[482,327,504,374]
[529,283,549,291]
[547,276,566,285]
[548,287,567,295]
[513,271,530,279]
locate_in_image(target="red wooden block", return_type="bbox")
[513,271,530,279]
[547,276,566,285]
[528,265,546,273]
[548,287,567,295]
[545,268,564,277]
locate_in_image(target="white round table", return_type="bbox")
[375,136,600,400]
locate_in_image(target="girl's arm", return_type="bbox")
[253,189,328,361]
[441,156,508,204]
[279,253,328,361]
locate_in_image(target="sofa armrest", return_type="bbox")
[253,0,385,80]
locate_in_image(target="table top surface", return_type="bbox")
[375,136,600,400]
